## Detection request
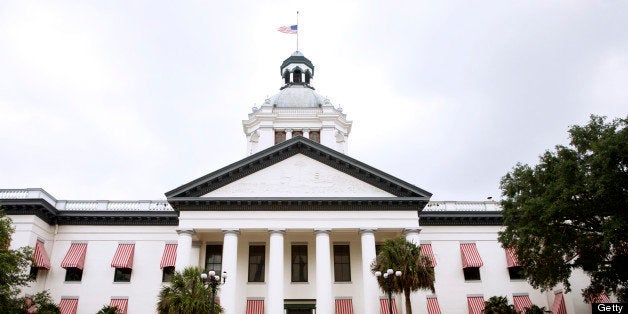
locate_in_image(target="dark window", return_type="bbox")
[291,245,308,282]
[463,267,481,281]
[275,131,286,144]
[205,245,223,275]
[293,131,303,138]
[333,245,351,282]
[29,266,39,280]
[508,266,524,280]
[309,131,320,143]
[114,268,132,282]
[64,267,83,282]
[248,245,265,282]
[293,70,302,83]
[305,71,311,84]
[162,266,175,282]
[375,244,382,256]
[284,71,290,84]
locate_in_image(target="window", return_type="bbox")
[305,71,311,84]
[463,267,481,281]
[333,244,351,282]
[248,245,265,282]
[205,245,223,275]
[29,266,39,280]
[291,244,308,282]
[293,69,302,83]
[275,131,286,144]
[309,131,320,143]
[162,266,175,282]
[284,71,290,84]
[508,266,524,280]
[114,268,132,282]
[64,267,83,282]
[292,130,303,138]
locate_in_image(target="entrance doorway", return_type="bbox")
[287,310,312,314]
[284,299,316,314]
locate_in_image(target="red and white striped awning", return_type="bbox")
[505,248,520,267]
[551,292,567,314]
[460,243,483,268]
[426,297,442,314]
[245,299,264,314]
[467,296,485,314]
[111,244,135,268]
[421,244,437,267]
[110,298,128,314]
[61,243,87,269]
[59,298,78,314]
[513,295,533,313]
[591,292,611,303]
[34,240,51,269]
[160,244,177,269]
[379,298,398,314]
[335,298,354,314]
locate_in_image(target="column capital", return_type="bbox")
[314,228,331,235]
[360,228,376,235]
[269,229,286,235]
[403,228,422,235]
[176,228,195,236]
[222,229,240,235]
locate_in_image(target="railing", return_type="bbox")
[424,201,501,212]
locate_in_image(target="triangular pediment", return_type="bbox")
[165,137,431,199]
[202,154,394,197]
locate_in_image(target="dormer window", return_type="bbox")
[293,69,302,83]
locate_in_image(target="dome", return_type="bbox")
[270,85,325,108]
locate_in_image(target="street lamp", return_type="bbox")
[200,270,227,314]
[375,268,402,314]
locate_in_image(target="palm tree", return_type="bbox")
[483,296,517,314]
[157,267,223,314]
[95,305,119,314]
[371,236,435,314]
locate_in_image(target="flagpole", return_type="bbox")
[296,11,299,51]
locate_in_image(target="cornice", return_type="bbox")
[419,211,503,226]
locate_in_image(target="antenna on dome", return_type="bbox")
[296,11,299,52]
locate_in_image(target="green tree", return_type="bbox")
[499,115,628,302]
[0,209,35,313]
[23,291,61,314]
[524,305,547,314]
[96,305,120,314]
[371,236,435,314]
[483,296,516,314]
[157,267,223,314]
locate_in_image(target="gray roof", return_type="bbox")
[271,85,324,108]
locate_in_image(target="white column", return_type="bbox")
[403,228,421,314]
[360,229,379,314]
[303,128,310,139]
[315,229,333,314]
[404,228,421,246]
[286,129,293,140]
[221,229,239,314]
[267,229,286,314]
[175,229,194,271]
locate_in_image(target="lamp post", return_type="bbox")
[375,268,402,314]
[200,270,227,314]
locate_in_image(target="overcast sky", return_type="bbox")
[1,1,626,201]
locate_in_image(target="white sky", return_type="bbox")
[0,1,626,201]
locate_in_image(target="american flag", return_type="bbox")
[278,25,298,34]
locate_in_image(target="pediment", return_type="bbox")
[165,137,431,199]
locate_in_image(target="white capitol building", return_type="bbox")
[1,51,597,314]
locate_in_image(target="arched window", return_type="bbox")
[283,71,290,84]
[293,69,302,83]
[305,71,311,84]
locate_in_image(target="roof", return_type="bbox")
[165,136,433,199]
[280,51,315,76]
